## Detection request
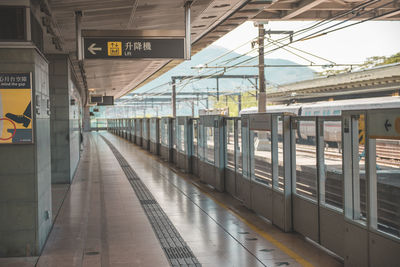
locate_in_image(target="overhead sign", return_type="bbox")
[0,73,33,144]
[368,110,400,140]
[83,37,185,59]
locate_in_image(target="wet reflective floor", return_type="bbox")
[31,132,343,267]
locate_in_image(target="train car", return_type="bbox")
[240,96,400,145]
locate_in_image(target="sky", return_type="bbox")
[212,21,400,67]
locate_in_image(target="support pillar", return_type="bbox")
[47,54,82,184]
[0,48,52,257]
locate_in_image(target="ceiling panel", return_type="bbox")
[41,0,398,102]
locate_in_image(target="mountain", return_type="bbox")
[130,45,316,95]
[113,45,316,116]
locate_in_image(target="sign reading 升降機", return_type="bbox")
[83,38,185,59]
[0,73,33,144]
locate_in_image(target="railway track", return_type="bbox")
[294,143,400,168]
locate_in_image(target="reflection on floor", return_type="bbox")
[0,132,344,267]
[51,184,70,221]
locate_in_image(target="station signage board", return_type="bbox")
[367,110,400,140]
[0,73,33,144]
[83,37,185,59]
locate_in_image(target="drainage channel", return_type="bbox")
[101,136,201,267]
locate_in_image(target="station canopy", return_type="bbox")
[43,0,400,102]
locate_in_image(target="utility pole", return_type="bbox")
[257,23,266,113]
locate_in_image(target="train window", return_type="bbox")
[314,111,320,115]
[333,110,340,115]
[205,126,215,164]
[374,138,400,238]
[322,120,343,210]
[294,118,317,200]
[252,130,272,186]
[226,119,235,170]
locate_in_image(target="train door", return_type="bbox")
[248,113,274,221]
[343,109,400,267]
[224,117,237,197]
[291,116,319,241]
[271,114,292,232]
[292,114,346,253]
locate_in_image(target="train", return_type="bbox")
[240,96,400,146]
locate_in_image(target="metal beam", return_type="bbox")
[127,0,139,28]
[378,8,400,19]
[172,74,259,80]
[282,0,327,19]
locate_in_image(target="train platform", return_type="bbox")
[4,132,342,267]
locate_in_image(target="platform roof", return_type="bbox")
[266,63,400,102]
[40,0,400,103]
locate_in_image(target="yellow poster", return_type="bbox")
[0,73,33,144]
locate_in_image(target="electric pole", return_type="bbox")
[257,23,266,113]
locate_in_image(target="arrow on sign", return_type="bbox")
[384,120,392,132]
[88,43,102,55]
[275,262,290,266]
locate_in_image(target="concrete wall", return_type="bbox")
[0,48,52,256]
[48,54,82,184]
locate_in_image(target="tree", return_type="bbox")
[318,52,400,76]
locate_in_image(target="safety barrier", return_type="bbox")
[105,108,400,267]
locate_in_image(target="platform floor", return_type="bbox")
[4,132,343,267]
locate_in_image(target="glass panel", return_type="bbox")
[143,120,147,139]
[353,115,367,221]
[242,119,250,179]
[375,138,400,238]
[158,120,162,143]
[179,125,185,152]
[198,123,204,160]
[90,119,97,128]
[150,120,155,142]
[136,120,141,137]
[162,121,168,146]
[172,120,176,149]
[323,120,343,210]
[276,116,284,191]
[193,120,198,157]
[205,126,215,164]
[237,120,242,173]
[295,119,317,200]
[252,130,272,186]
[226,119,235,170]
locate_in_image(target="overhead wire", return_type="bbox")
[121,0,394,110]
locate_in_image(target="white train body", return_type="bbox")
[240,96,400,143]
